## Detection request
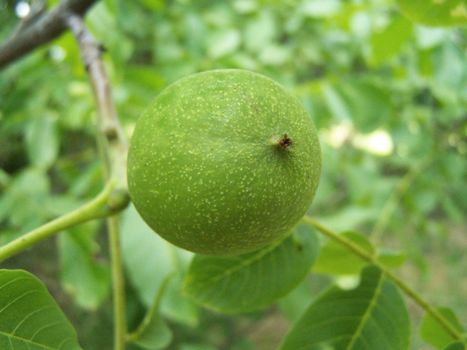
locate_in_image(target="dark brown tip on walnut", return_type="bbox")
[277,133,293,150]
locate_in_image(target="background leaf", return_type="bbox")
[314,231,407,275]
[420,307,465,349]
[323,79,393,132]
[377,248,407,268]
[184,223,319,313]
[371,14,412,66]
[398,0,467,27]
[0,168,51,234]
[25,114,59,170]
[58,223,110,310]
[313,231,373,275]
[129,275,173,350]
[444,342,467,350]
[280,265,410,350]
[160,274,199,327]
[121,205,188,307]
[132,316,172,350]
[0,269,81,349]
[121,205,198,326]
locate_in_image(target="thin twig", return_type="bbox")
[0,181,117,263]
[0,0,97,69]
[67,14,128,350]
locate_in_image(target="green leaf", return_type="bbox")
[58,223,110,310]
[301,0,341,18]
[0,168,9,189]
[0,168,51,232]
[322,83,352,122]
[433,42,466,94]
[259,44,291,66]
[131,316,171,350]
[160,274,199,327]
[184,223,319,313]
[278,276,320,322]
[121,205,191,308]
[313,231,374,275]
[317,206,378,233]
[129,275,173,350]
[280,265,410,350]
[420,307,465,349]
[377,248,407,268]
[207,29,241,58]
[314,231,406,275]
[121,205,198,326]
[25,114,59,169]
[0,269,82,349]
[87,2,134,63]
[397,0,467,27]
[179,344,218,350]
[244,10,276,53]
[444,341,467,350]
[322,80,393,132]
[371,15,412,66]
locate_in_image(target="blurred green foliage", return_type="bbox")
[0,0,466,349]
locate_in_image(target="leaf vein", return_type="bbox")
[346,272,384,349]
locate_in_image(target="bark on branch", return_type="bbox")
[66,14,128,350]
[0,0,97,69]
[66,14,128,189]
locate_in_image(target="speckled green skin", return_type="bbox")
[127,69,321,256]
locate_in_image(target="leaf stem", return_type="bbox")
[303,215,463,341]
[0,181,116,263]
[108,216,126,350]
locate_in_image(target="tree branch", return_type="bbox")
[66,13,128,350]
[0,0,97,69]
[66,14,128,189]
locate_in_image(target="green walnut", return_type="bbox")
[127,69,321,256]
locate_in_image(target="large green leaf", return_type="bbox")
[280,265,410,350]
[420,307,465,349]
[183,223,319,313]
[0,269,81,349]
[398,0,467,27]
